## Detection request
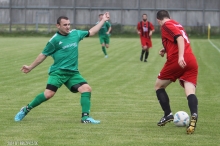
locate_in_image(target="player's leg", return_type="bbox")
[144,46,149,62]
[65,72,100,124]
[155,78,173,126]
[14,70,63,122]
[78,84,100,124]
[144,40,152,62]
[140,38,146,61]
[140,49,145,61]
[14,89,57,122]
[104,37,110,58]
[100,36,107,57]
[105,36,110,48]
[179,55,198,134]
[184,81,198,134]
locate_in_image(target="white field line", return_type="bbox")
[208,39,220,53]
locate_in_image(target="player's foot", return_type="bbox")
[157,113,174,126]
[105,55,108,58]
[144,60,147,62]
[14,107,27,122]
[186,113,198,134]
[81,117,100,124]
[140,56,143,61]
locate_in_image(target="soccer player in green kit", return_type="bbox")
[14,12,110,124]
[97,14,112,58]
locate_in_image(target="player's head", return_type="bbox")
[99,14,103,20]
[142,14,147,22]
[56,16,71,35]
[156,10,170,20]
[156,10,170,26]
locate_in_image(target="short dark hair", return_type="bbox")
[57,16,69,24]
[99,14,103,17]
[156,10,170,20]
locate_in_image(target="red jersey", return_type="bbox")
[137,21,154,38]
[161,20,193,59]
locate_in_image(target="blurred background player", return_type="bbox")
[96,14,112,58]
[155,10,198,134]
[137,14,155,62]
[14,12,110,124]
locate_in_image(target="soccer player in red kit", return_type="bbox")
[137,14,155,62]
[155,10,198,134]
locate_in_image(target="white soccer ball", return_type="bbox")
[173,111,190,127]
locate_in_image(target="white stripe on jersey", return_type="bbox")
[174,24,183,28]
[49,33,57,42]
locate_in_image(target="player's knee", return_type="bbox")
[44,90,55,99]
[78,84,92,93]
[142,46,147,50]
[105,45,109,48]
[155,83,165,90]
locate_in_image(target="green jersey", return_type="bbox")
[97,21,111,36]
[42,29,89,74]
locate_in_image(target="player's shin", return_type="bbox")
[145,51,149,60]
[24,93,48,113]
[81,92,91,120]
[102,46,107,55]
[156,88,172,116]
[187,94,198,116]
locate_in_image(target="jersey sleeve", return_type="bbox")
[149,22,155,31]
[42,42,56,56]
[162,22,182,42]
[105,21,111,31]
[77,30,89,41]
[137,22,140,30]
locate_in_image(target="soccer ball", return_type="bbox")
[173,111,190,127]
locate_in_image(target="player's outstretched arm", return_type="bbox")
[21,53,47,73]
[89,12,110,36]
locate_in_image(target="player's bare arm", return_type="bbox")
[21,53,47,73]
[159,48,166,57]
[89,12,110,36]
[106,26,112,34]
[149,29,155,36]
[177,36,186,68]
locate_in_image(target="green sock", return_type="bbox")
[24,93,47,113]
[102,46,107,55]
[81,92,91,120]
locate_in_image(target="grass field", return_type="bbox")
[0,37,220,146]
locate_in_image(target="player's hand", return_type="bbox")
[178,56,186,68]
[21,65,32,73]
[137,31,141,35]
[106,32,110,34]
[159,48,166,57]
[102,12,110,21]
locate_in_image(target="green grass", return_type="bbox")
[0,37,220,146]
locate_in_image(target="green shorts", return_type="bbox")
[47,69,87,93]
[99,35,110,44]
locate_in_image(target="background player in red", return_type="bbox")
[155,10,198,134]
[137,14,155,62]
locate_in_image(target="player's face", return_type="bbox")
[57,19,71,35]
[142,15,147,21]
[157,19,163,26]
[99,15,103,21]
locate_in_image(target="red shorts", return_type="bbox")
[140,37,152,48]
[158,54,198,87]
